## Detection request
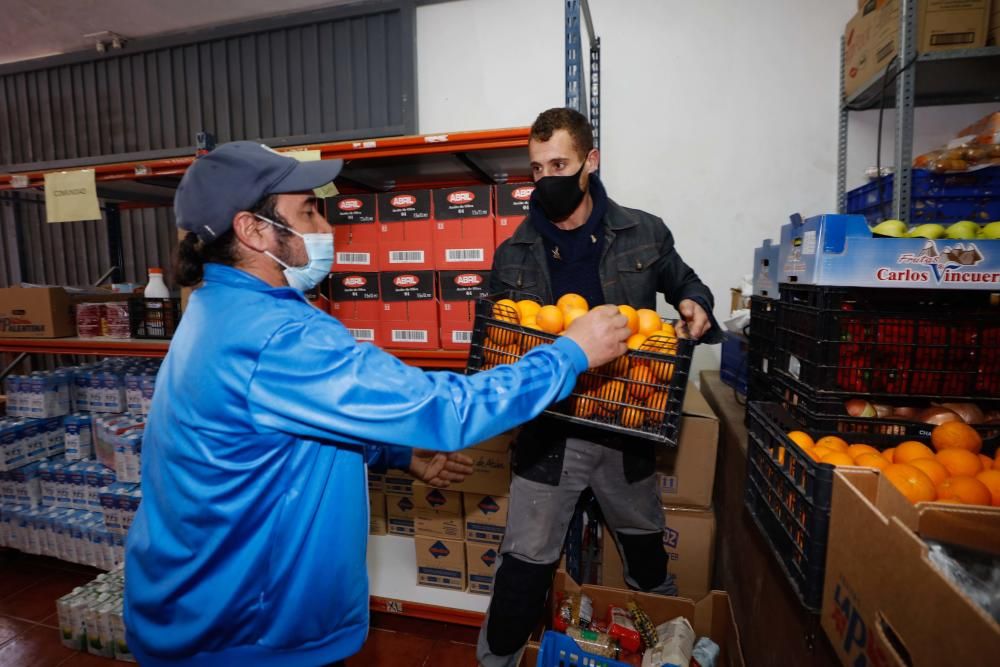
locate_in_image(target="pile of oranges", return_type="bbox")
[786,421,1000,507]
[480,293,685,431]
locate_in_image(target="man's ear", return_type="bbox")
[232,211,269,253]
[586,148,600,174]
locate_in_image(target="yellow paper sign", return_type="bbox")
[44,169,101,223]
[285,149,340,199]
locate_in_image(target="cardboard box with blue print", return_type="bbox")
[369,490,387,536]
[385,491,415,537]
[466,540,498,595]
[415,535,466,591]
[330,193,379,271]
[443,432,513,497]
[654,385,720,509]
[463,493,508,545]
[412,481,464,540]
[432,185,495,270]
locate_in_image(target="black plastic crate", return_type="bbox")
[773,371,1000,448]
[748,296,778,388]
[720,333,748,396]
[774,283,1000,399]
[743,401,928,612]
[128,298,181,339]
[466,293,695,446]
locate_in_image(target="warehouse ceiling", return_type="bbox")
[0,0,368,66]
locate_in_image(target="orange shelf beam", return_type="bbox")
[369,596,485,628]
[0,127,531,191]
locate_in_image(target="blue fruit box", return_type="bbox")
[777,214,1000,289]
[752,239,780,298]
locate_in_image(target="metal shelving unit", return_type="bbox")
[836,0,1000,219]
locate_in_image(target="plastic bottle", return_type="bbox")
[143,268,169,298]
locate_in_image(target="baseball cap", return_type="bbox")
[174,141,344,242]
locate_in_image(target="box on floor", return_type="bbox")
[466,540,499,595]
[821,468,1000,667]
[414,535,466,591]
[654,384,720,509]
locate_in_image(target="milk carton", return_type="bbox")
[57,587,88,649]
[64,413,93,461]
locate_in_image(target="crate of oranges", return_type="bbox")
[744,400,999,612]
[466,292,695,446]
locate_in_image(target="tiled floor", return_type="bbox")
[0,549,479,666]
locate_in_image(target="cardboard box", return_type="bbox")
[872,0,990,73]
[654,385,720,509]
[549,571,745,667]
[466,540,499,595]
[384,469,415,495]
[329,271,383,345]
[778,213,1000,289]
[432,186,495,270]
[415,535,466,591]
[415,508,465,539]
[438,269,490,350]
[386,491,415,537]
[843,3,879,99]
[378,270,439,349]
[752,239,780,298]
[331,193,379,270]
[369,490,387,535]
[0,287,75,338]
[463,493,509,544]
[444,432,513,496]
[377,190,434,271]
[367,472,384,492]
[821,469,1000,667]
[602,506,717,601]
[495,183,534,247]
[411,482,463,514]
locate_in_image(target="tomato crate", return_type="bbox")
[743,401,926,612]
[773,371,1000,446]
[774,283,1000,398]
[466,293,695,446]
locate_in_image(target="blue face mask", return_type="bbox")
[256,214,334,292]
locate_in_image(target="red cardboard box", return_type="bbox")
[437,270,490,350]
[329,271,382,346]
[432,186,494,270]
[377,190,434,271]
[330,194,379,270]
[494,182,534,247]
[379,271,439,349]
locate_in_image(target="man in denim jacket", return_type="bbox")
[477,108,722,667]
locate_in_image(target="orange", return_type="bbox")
[935,448,983,478]
[814,436,849,454]
[821,451,855,467]
[883,464,937,504]
[847,444,880,460]
[636,309,662,337]
[620,406,646,429]
[594,380,627,415]
[492,298,519,323]
[521,315,538,328]
[660,322,677,337]
[557,293,589,315]
[786,431,815,450]
[909,458,949,487]
[617,305,639,335]
[930,421,982,454]
[935,476,992,506]
[600,356,630,378]
[535,305,565,334]
[979,454,993,471]
[974,470,1000,506]
[627,365,656,401]
[563,307,588,329]
[486,323,518,347]
[882,447,895,463]
[894,441,936,464]
[641,332,678,354]
[516,299,542,322]
[572,391,598,419]
[996,449,1000,468]
[483,342,520,367]
[626,333,648,350]
[519,330,547,355]
[854,453,890,471]
[811,446,833,461]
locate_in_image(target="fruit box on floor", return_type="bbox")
[777,214,1000,289]
[519,570,745,667]
[822,468,1000,667]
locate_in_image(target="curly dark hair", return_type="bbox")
[530,107,594,160]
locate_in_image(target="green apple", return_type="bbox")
[907,223,947,239]
[981,221,1000,240]
[946,220,981,240]
[871,219,908,237]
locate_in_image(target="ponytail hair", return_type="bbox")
[174,229,239,287]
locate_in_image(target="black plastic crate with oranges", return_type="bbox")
[773,284,1000,399]
[466,292,695,446]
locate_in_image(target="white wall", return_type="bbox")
[417,0,995,383]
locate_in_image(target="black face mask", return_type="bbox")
[533,160,587,221]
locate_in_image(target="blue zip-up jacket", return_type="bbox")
[123,264,588,667]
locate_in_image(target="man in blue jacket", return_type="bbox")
[123,141,631,667]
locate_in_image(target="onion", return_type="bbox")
[938,402,985,425]
[872,403,894,419]
[892,406,921,420]
[844,399,876,418]
[918,407,962,425]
